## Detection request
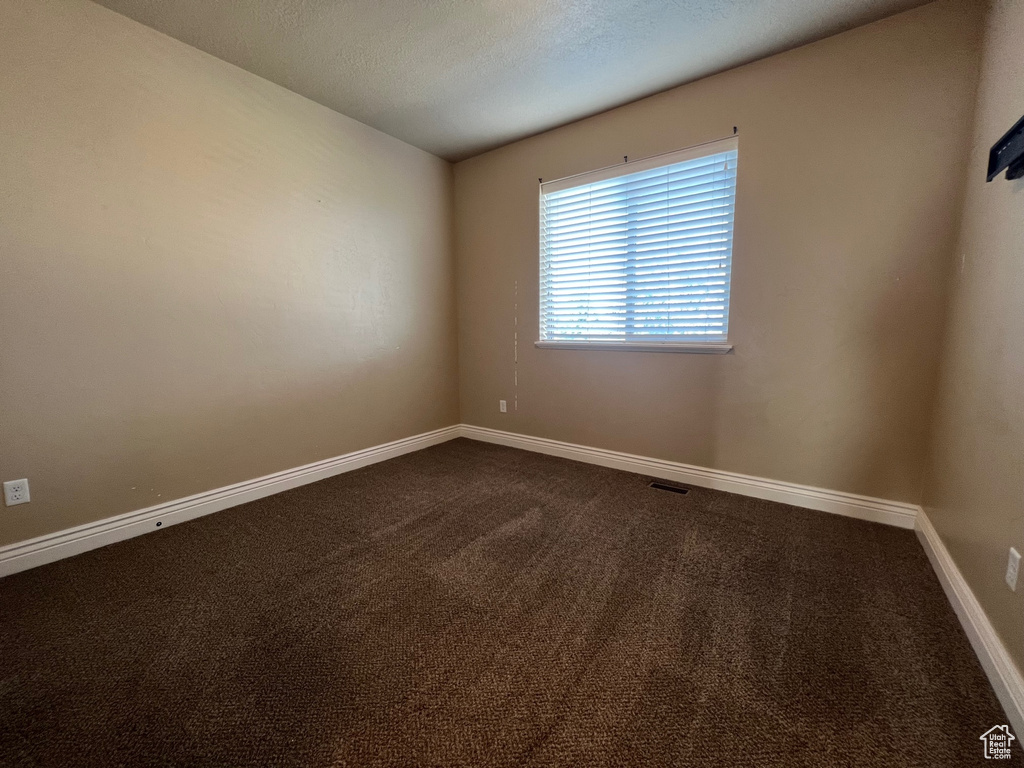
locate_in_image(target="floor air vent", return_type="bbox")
[649,481,690,495]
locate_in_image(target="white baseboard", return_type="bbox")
[915,509,1024,736]
[3,420,1019,733]
[458,424,919,529]
[461,424,1024,729]
[0,423,917,579]
[0,425,461,578]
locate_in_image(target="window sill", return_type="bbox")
[534,341,733,354]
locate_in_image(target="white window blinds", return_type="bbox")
[539,136,738,347]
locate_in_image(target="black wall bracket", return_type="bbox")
[987,114,1024,182]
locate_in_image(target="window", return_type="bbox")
[538,136,738,352]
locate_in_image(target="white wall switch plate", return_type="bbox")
[3,479,30,507]
[499,399,507,413]
[1006,547,1020,592]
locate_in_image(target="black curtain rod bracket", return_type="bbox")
[987,113,1024,182]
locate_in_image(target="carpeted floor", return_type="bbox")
[0,438,1017,767]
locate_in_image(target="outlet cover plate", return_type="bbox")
[3,479,30,507]
[1007,547,1021,592]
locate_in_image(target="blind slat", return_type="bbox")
[541,197,735,235]
[541,243,730,271]
[543,210,734,245]
[545,227,732,256]
[543,169,738,216]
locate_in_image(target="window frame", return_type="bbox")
[535,136,738,354]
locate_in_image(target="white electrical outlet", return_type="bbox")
[1006,547,1020,592]
[499,400,507,413]
[3,479,30,507]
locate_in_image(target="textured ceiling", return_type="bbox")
[90,0,930,161]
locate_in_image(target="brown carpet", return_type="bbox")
[0,438,1017,767]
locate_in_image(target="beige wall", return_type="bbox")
[923,0,1024,671]
[0,0,459,546]
[0,0,1017,684]
[454,0,982,504]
